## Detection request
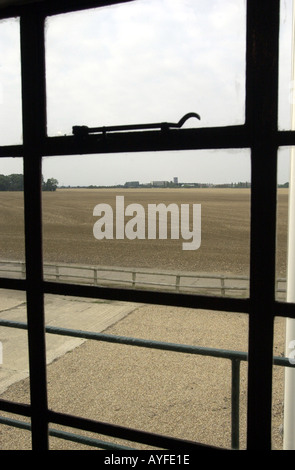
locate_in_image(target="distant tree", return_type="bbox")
[9,173,24,191]
[0,174,59,191]
[0,174,23,190]
[42,178,59,191]
[0,174,10,190]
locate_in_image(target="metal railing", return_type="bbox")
[0,316,294,449]
[0,259,287,298]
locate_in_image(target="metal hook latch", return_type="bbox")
[72,112,201,138]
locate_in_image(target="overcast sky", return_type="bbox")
[0,0,293,186]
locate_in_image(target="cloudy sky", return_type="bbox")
[0,0,293,186]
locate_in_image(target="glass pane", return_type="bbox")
[0,289,29,396]
[0,18,22,145]
[0,158,25,278]
[42,149,250,298]
[0,289,31,450]
[42,294,248,450]
[272,316,295,450]
[275,145,295,449]
[275,145,295,450]
[279,0,295,130]
[45,0,246,136]
[0,288,30,451]
[276,148,289,301]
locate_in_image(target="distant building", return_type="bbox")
[124,181,140,188]
[151,181,168,187]
[173,177,178,184]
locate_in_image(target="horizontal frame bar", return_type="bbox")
[48,409,221,451]
[0,0,134,19]
[2,129,295,159]
[42,280,251,313]
[1,276,294,319]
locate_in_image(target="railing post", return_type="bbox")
[221,276,225,296]
[231,358,241,450]
[132,271,136,288]
[21,261,26,279]
[175,274,180,292]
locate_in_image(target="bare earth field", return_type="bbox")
[0,187,288,276]
[0,188,290,450]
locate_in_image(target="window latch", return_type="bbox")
[72,112,201,138]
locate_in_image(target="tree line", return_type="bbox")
[0,174,58,191]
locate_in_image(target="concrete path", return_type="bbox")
[0,289,139,394]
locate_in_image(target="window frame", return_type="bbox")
[0,0,293,451]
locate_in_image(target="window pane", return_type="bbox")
[273,316,293,450]
[0,18,22,145]
[42,150,250,298]
[0,288,29,396]
[279,0,295,130]
[276,147,295,449]
[0,288,30,451]
[276,148,289,301]
[42,295,248,449]
[0,158,25,278]
[45,0,246,136]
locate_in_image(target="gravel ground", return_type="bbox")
[0,302,286,451]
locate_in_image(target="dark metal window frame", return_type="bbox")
[0,0,293,451]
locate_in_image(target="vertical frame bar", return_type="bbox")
[246,0,280,449]
[20,9,48,449]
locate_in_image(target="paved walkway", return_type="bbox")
[0,289,139,394]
